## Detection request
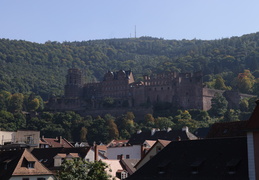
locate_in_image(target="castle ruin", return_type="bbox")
[48,69,254,116]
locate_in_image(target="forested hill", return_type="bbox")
[1,32,259,100]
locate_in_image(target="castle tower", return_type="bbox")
[64,68,83,98]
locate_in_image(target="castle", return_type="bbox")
[48,69,254,116]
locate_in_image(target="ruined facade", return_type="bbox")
[48,69,254,113]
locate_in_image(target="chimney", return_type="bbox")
[59,136,62,144]
[182,126,189,132]
[94,145,98,161]
[151,128,156,136]
[119,154,124,160]
[137,130,142,134]
[141,144,145,159]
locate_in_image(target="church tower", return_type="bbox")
[64,68,83,98]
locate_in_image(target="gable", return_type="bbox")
[13,149,53,176]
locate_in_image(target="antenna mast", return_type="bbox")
[135,25,137,38]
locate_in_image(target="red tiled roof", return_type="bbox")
[0,149,53,180]
[206,121,247,138]
[40,137,74,148]
[107,139,128,147]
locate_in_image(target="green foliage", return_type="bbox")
[102,97,115,108]
[154,117,175,130]
[235,70,255,93]
[222,109,240,122]
[214,76,231,90]
[209,93,228,117]
[2,33,259,99]
[57,158,112,180]
[8,93,24,112]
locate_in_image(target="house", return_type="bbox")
[127,126,197,145]
[135,139,171,170]
[102,156,139,179]
[107,144,143,160]
[39,136,74,148]
[120,158,139,176]
[127,137,248,180]
[0,149,55,180]
[206,120,247,138]
[0,130,40,151]
[31,147,106,173]
[102,159,127,180]
[127,100,259,180]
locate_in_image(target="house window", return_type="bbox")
[37,178,46,180]
[28,162,35,168]
[121,171,128,179]
[126,155,130,159]
[22,178,29,180]
[156,146,162,153]
[117,155,121,160]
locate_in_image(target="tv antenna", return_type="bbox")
[135,25,137,38]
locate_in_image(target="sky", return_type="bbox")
[1,0,259,44]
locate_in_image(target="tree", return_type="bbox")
[28,98,40,111]
[154,117,175,130]
[209,93,228,117]
[106,119,119,140]
[214,75,231,90]
[80,127,87,142]
[8,93,24,112]
[239,98,249,112]
[222,109,240,122]
[235,70,255,93]
[57,158,112,180]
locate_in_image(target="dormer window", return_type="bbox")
[190,159,204,175]
[28,161,35,168]
[227,159,240,175]
[157,159,171,175]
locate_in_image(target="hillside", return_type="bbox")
[1,33,259,99]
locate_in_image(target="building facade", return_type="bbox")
[48,69,254,113]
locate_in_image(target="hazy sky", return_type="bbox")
[1,0,259,43]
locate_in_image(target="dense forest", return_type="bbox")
[1,32,259,143]
[1,32,259,99]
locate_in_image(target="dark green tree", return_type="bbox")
[209,93,228,117]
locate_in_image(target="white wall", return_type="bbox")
[0,131,15,145]
[247,132,256,180]
[107,145,142,160]
[84,149,95,162]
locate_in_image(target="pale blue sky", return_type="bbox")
[1,0,259,43]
